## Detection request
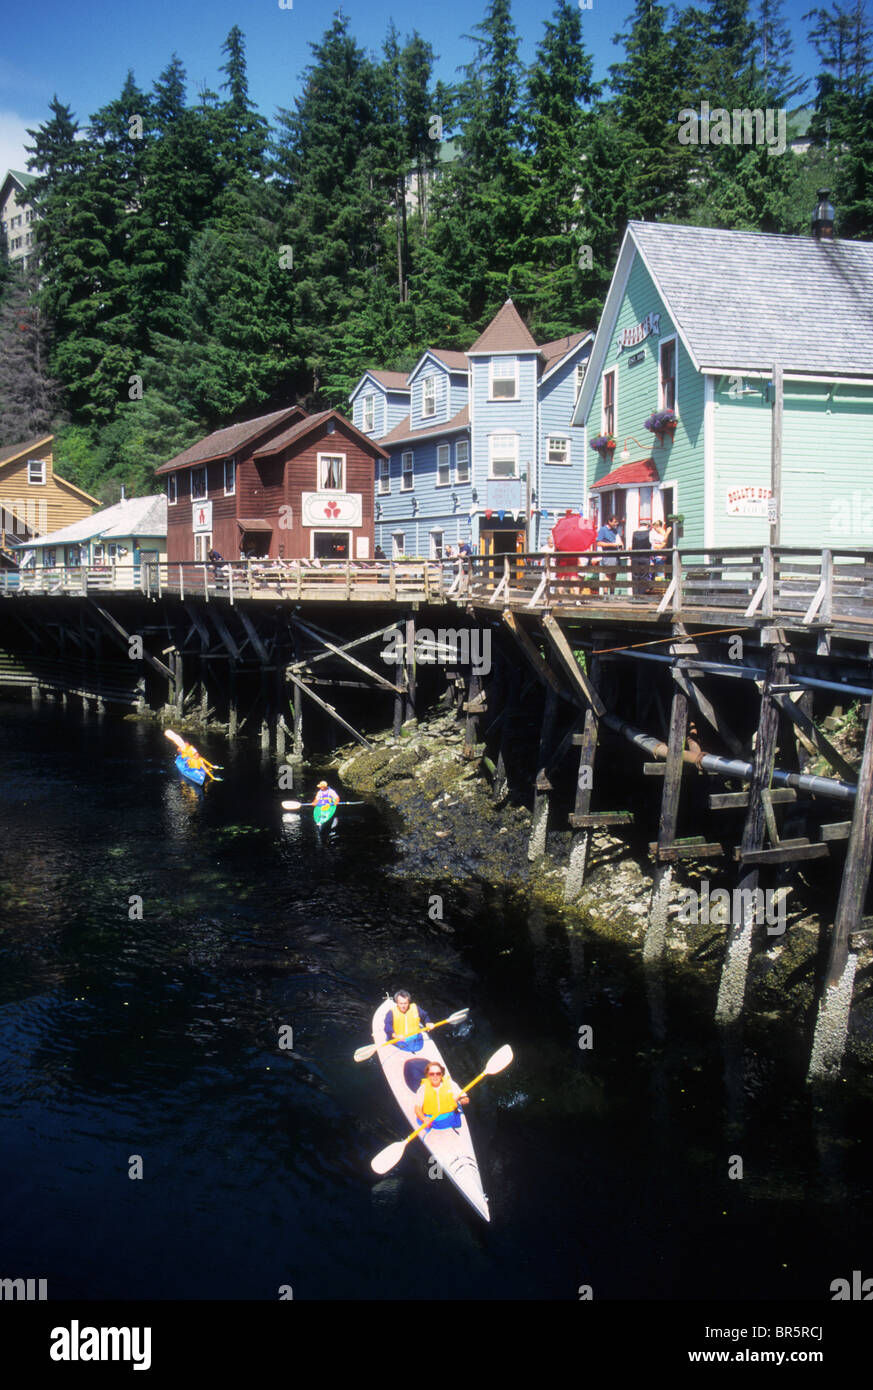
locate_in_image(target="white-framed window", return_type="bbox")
[224,457,236,496]
[318,453,345,490]
[455,440,470,483]
[401,452,414,491]
[491,358,518,399]
[378,458,390,494]
[436,443,451,486]
[392,530,406,558]
[547,436,570,465]
[574,362,587,401]
[602,368,616,437]
[363,395,375,432]
[312,530,351,560]
[167,474,177,505]
[28,459,46,485]
[194,532,212,562]
[422,376,436,417]
[660,337,677,413]
[489,433,518,479]
[191,466,207,501]
[430,529,444,558]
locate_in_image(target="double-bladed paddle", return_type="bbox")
[369,1044,514,1175]
[281,799,364,811]
[353,1008,470,1063]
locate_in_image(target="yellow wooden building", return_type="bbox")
[0,435,100,562]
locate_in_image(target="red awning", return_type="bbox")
[591,458,659,489]
[237,518,273,532]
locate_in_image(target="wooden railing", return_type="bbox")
[1,548,872,632]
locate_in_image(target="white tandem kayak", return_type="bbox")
[372,999,490,1222]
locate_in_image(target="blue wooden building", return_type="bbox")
[350,301,593,558]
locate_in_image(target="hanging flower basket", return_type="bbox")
[590,434,616,455]
[644,409,678,444]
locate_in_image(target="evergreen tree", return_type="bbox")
[0,267,60,440]
[518,0,600,336]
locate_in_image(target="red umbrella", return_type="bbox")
[551,516,598,571]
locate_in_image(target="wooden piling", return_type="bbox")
[528,688,560,862]
[645,684,689,963]
[564,657,601,903]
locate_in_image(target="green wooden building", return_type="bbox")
[572,220,873,550]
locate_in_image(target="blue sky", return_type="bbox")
[1,0,823,175]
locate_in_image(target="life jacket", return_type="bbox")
[315,787,338,805]
[420,1076,457,1118]
[179,743,204,770]
[391,1003,422,1039]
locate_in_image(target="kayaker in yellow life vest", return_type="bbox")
[415,1061,468,1131]
[384,989,432,1055]
[310,781,340,808]
[178,741,206,772]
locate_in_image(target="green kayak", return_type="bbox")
[313,801,337,828]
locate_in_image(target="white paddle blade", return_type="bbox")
[164,729,184,747]
[485,1044,514,1075]
[353,1044,377,1063]
[370,1141,407,1175]
[446,1009,470,1024]
[281,800,302,811]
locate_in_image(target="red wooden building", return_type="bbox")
[155,407,387,565]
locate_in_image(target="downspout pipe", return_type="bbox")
[604,648,873,700]
[602,714,858,804]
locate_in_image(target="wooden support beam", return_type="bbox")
[824,694,873,988]
[709,788,797,810]
[819,821,852,841]
[672,665,745,758]
[571,811,633,828]
[541,615,605,714]
[207,609,242,661]
[501,611,566,697]
[716,646,788,1025]
[87,602,172,680]
[735,839,829,865]
[286,671,373,749]
[528,688,560,861]
[564,658,602,902]
[645,684,690,961]
[643,762,666,776]
[649,839,725,861]
[237,607,270,664]
[291,617,403,694]
[771,691,858,784]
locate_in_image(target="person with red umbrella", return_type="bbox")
[550,512,598,599]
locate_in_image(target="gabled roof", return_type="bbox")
[573,222,873,428]
[155,407,305,474]
[429,348,468,372]
[378,405,470,448]
[0,434,54,469]
[539,331,593,382]
[630,220,873,376]
[1,170,37,202]
[468,299,539,354]
[349,369,411,403]
[252,409,388,459]
[591,458,659,489]
[30,496,167,547]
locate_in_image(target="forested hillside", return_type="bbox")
[1,0,871,502]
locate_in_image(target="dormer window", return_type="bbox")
[422,377,436,418]
[491,359,518,400]
[363,396,375,432]
[28,459,46,485]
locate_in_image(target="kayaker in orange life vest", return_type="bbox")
[383,989,432,1054]
[415,1061,469,1131]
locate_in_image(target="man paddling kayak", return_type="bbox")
[414,1061,469,1131]
[163,729,219,781]
[384,989,432,1054]
[311,781,340,810]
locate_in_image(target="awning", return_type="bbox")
[591,458,659,489]
[237,518,273,532]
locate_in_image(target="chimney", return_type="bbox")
[811,189,835,240]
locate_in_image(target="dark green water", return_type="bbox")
[0,699,870,1301]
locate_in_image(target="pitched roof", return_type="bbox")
[539,332,590,373]
[366,369,410,390]
[468,299,538,354]
[31,495,167,547]
[591,458,659,489]
[630,221,873,375]
[377,405,470,448]
[253,409,389,459]
[155,407,305,474]
[429,348,469,371]
[0,434,53,469]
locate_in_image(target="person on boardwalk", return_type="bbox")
[414,1060,469,1130]
[648,519,672,583]
[597,514,624,595]
[384,989,432,1054]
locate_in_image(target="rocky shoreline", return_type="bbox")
[328,707,873,1073]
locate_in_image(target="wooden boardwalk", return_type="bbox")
[3,546,872,642]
